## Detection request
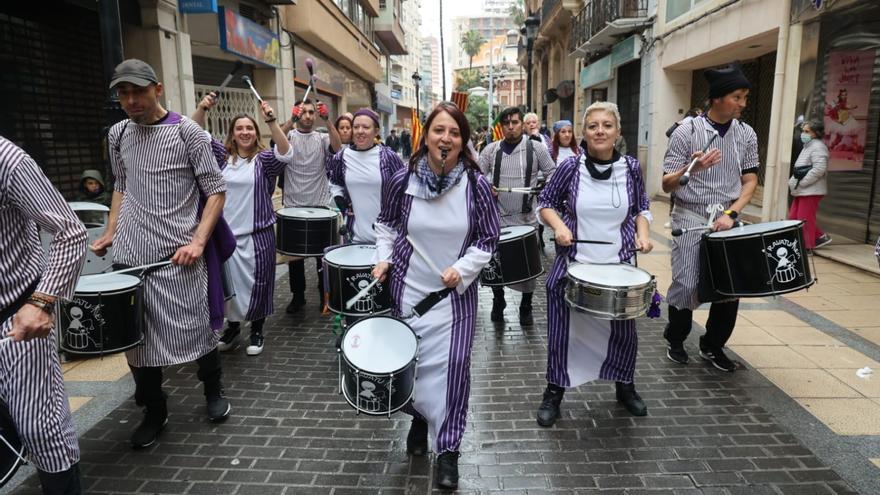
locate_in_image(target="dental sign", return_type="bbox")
[179,0,217,13]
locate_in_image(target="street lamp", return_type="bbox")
[411,71,422,120]
[523,15,540,112]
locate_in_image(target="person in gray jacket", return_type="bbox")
[788,119,831,250]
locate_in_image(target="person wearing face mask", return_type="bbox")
[327,108,405,243]
[550,119,581,165]
[478,107,556,325]
[788,119,831,251]
[192,93,293,356]
[535,102,654,426]
[661,64,759,373]
[371,102,500,490]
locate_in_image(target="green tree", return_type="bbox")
[509,4,526,27]
[455,69,483,92]
[460,30,486,71]
[465,94,488,133]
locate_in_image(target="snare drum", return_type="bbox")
[565,263,656,320]
[480,225,543,287]
[338,316,419,416]
[58,273,144,355]
[0,399,25,489]
[324,244,390,316]
[700,220,814,299]
[276,207,339,257]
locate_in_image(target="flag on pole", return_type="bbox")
[411,107,423,151]
[490,112,504,142]
[450,91,469,113]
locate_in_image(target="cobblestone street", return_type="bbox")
[10,220,877,494]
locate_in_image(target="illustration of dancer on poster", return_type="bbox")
[823,50,872,171]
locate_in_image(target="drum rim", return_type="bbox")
[72,283,142,298]
[0,445,26,485]
[566,276,655,292]
[275,249,327,257]
[564,292,647,320]
[706,219,804,239]
[712,278,815,298]
[323,243,377,268]
[480,269,544,287]
[339,315,419,375]
[275,207,338,219]
[566,263,653,287]
[497,225,538,241]
[339,375,414,416]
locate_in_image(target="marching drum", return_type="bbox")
[480,225,543,287]
[276,207,339,257]
[700,220,814,299]
[0,399,25,489]
[324,244,390,316]
[58,273,144,355]
[565,263,656,320]
[338,316,419,416]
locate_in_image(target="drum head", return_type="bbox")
[325,244,376,266]
[499,225,536,240]
[342,317,417,374]
[568,263,652,286]
[277,207,337,219]
[75,273,140,293]
[708,220,802,239]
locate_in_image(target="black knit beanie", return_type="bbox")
[705,64,751,99]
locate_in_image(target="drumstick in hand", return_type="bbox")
[345,277,381,310]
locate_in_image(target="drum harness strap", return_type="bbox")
[493,138,534,214]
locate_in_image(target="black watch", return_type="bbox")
[723,209,738,220]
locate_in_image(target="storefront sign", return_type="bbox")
[823,50,872,171]
[610,35,641,68]
[390,89,401,100]
[179,0,217,13]
[580,55,612,89]
[218,7,280,67]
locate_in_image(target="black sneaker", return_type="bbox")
[699,337,736,372]
[666,342,689,364]
[490,298,506,323]
[206,388,231,422]
[246,332,264,356]
[130,408,167,449]
[216,326,240,352]
[286,295,305,314]
[536,384,564,427]
[519,305,534,326]
[435,451,459,490]
[815,234,832,249]
[615,381,647,417]
[406,418,428,456]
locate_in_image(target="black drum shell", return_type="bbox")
[700,222,814,299]
[324,247,391,316]
[0,399,25,488]
[481,228,544,287]
[276,212,339,257]
[57,284,144,355]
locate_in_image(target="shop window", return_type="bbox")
[666,0,708,22]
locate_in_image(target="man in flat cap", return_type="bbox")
[92,59,234,449]
[660,63,759,373]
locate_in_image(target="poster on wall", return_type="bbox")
[823,50,872,171]
[218,7,280,68]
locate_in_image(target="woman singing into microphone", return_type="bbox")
[371,102,499,489]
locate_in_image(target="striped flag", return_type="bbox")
[411,107,423,151]
[450,91,469,113]
[490,113,504,142]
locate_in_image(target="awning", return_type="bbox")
[579,35,642,89]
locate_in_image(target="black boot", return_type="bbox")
[536,383,565,427]
[519,292,534,326]
[615,381,647,417]
[287,260,306,314]
[38,463,83,495]
[197,349,231,422]
[435,451,460,489]
[406,417,428,456]
[130,366,168,449]
[490,288,506,323]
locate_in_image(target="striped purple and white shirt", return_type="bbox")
[284,129,331,207]
[0,136,87,307]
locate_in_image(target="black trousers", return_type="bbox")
[130,348,223,407]
[38,463,82,495]
[288,258,324,297]
[665,301,739,350]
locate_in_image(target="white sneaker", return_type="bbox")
[663,221,672,229]
[217,326,240,352]
[246,333,264,356]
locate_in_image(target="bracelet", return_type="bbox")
[26,297,55,315]
[265,118,276,123]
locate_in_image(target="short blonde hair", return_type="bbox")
[523,112,539,122]
[582,101,621,130]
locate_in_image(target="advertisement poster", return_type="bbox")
[218,7,280,68]
[823,50,872,171]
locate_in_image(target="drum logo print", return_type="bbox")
[357,374,395,413]
[65,299,105,351]
[483,254,502,281]
[763,239,803,284]
[347,273,381,312]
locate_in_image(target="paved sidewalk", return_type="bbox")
[8,203,880,494]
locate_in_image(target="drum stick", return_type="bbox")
[572,239,614,245]
[215,60,244,97]
[496,187,536,194]
[241,76,274,120]
[93,260,173,278]
[305,57,318,101]
[679,130,719,186]
[406,234,446,278]
[672,221,741,237]
[345,277,381,310]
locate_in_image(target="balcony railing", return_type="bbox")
[570,0,648,52]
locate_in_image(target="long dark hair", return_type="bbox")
[551,125,579,162]
[224,114,265,160]
[408,101,480,172]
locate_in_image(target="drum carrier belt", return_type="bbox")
[494,139,534,214]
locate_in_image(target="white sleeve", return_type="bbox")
[373,222,397,263]
[274,143,294,163]
[451,246,492,295]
